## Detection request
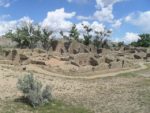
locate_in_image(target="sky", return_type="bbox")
[0,0,150,43]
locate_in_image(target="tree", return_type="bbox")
[93,31,103,48]
[60,31,69,40]
[118,41,125,47]
[5,23,41,49]
[131,34,150,47]
[69,24,79,41]
[4,30,15,40]
[82,24,92,46]
[27,24,41,49]
[41,29,53,51]
[93,30,112,48]
[102,39,109,48]
[5,28,30,48]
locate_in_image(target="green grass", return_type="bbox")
[1,100,93,113]
[116,72,138,77]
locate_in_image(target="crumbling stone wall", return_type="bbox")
[55,39,68,55]
[72,53,90,66]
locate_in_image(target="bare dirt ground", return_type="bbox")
[0,62,149,113]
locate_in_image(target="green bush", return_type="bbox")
[42,85,52,103]
[17,73,52,107]
[130,34,150,47]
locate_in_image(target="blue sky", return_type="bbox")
[0,0,150,43]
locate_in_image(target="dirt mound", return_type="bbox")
[89,57,99,66]
[46,58,66,66]
[134,52,146,59]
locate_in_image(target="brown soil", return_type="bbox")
[46,58,66,66]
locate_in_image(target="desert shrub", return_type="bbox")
[42,85,52,103]
[17,73,52,107]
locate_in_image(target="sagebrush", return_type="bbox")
[17,73,52,107]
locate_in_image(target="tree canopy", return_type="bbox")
[130,34,150,47]
[69,24,80,41]
[4,22,112,50]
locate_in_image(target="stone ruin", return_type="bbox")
[0,49,30,65]
[53,39,97,55]
[46,39,150,73]
[0,39,150,74]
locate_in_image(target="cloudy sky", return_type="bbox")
[0,0,150,43]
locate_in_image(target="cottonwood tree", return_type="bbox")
[82,24,92,46]
[93,29,112,48]
[27,24,41,50]
[5,27,30,48]
[41,28,53,51]
[5,23,41,49]
[69,24,79,41]
[131,34,150,47]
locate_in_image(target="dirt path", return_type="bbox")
[27,62,148,80]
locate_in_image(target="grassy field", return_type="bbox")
[0,100,93,113]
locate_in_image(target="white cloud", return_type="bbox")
[42,8,105,38]
[94,0,124,23]
[95,0,123,8]
[80,0,123,23]
[0,20,17,36]
[41,10,105,38]
[19,16,33,25]
[112,19,122,29]
[0,16,33,36]
[125,11,150,33]
[0,0,11,7]
[76,21,106,39]
[91,21,105,32]
[77,15,92,20]
[75,0,124,22]
[76,21,105,33]
[76,21,90,32]
[123,32,140,43]
[41,8,76,32]
[94,5,114,22]
[73,0,125,29]
[113,32,140,43]
[0,8,106,38]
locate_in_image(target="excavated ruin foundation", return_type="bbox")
[0,42,150,77]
